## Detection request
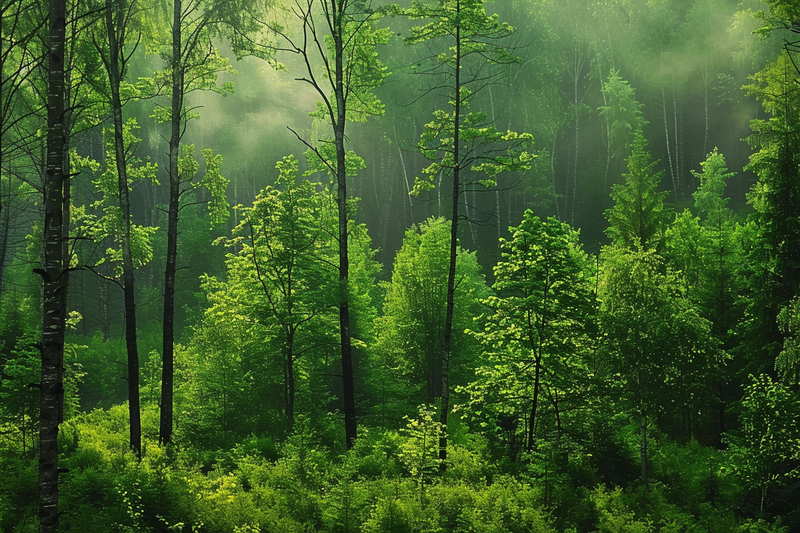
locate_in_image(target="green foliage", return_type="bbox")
[676,149,744,343]
[460,211,595,451]
[72,119,158,276]
[0,333,39,456]
[412,92,535,194]
[370,217,488,415]
[726,374,800,513]
[605,131,670,250]
[181,156,379,441]
[599,70,647,159]
[600,243,721,463]
[777,297,800,383]
[398,0,535,195]
[301,11,391,179]
[737,51,800,379]
[399,404,444,498]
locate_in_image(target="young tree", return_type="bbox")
[371,216,487,417]
[72,120,158,455]
[461,211,595,453]
[223,155,339,430]
[89,0,152,456]
[600,246,718,481]
[276,0,390,449]
[605,130,670,251]
[400,0,534,463]
[598,70,646,164]
[156,0,261,442]
[726,373,800,514]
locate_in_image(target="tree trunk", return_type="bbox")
[39,1,67,530]
[673,88,681,200]
[160,0,181,446]
[640,409,648,482]
[439,8,461,466]
[106,0,141,457]
[662,86,677,197]
[332,5,356,450]
[0,184,9,295]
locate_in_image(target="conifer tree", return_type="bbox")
[605,130,669,251]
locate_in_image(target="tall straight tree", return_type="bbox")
[92,0,147,456]
[158,0,267,444]
[276,0,390,449]
[38,0,67,530]
[400,0,534,463]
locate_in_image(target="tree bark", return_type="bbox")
[332,2,357,450]
[160,0,182,446]
[439,3,461,465]
[106,0,141,456]
[39,1,67,530]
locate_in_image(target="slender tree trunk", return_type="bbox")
[527,357,541,452]
[640,407,648,482]
[526,272,549,452]
[285,328,296,429]
[39,1,67,530]
[572,63,579,225]
[637,366,648,483]
[160,0,181,445]
[393,124,414,226]
[106,0,141,457]
[673,89,680,200]
[0,187,9,295]
[551,127,560,220]
[662,86,677,197]
[703,68,709,156]
[99,279,110,341]
[332,5,357,450]
[439,7,461,466]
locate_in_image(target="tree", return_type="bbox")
[276,0,390,449]
[400,0,534,463]
[726,373,800,515]
[156,0,256,443]
[753,0,800,74]
[72,119,158,455]
[739,51,800,375]
[461,211,595,453]
[598,69,646,164]
[184,156,379,441]
[600,245,718,481]
[90,0,152,456]
[371,216,487,419]
[223,155,339,430]
[690,149,743,343]
[1,0,46,295]
[605,130,670,251]
[37,1,68,530]
[399,404,444,501]
[777,296,800,384]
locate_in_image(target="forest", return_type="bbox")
[2,0,800,531]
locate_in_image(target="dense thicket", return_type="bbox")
[2,0,800,532]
